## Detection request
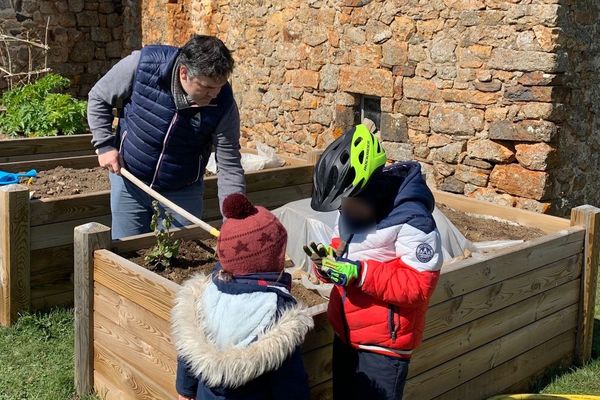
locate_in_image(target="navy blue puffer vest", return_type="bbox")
[119,45,234,191]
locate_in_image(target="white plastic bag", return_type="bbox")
[206,143,285,174]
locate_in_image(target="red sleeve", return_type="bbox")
[359,258,440,307]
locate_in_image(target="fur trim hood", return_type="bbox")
[171,275,314,389]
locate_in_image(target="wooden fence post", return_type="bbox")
[571,205,600,364]
[0,184,30,326]
[74,222,111,396]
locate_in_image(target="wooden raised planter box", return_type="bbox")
[73,192,599,400]
[0,134,314,325]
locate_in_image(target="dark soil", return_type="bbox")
[22,166,214,200]
[437,204,545,242]
[124,238,327,307]
[27,166,109,199]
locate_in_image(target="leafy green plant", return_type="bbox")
[144,200,180,271]
[0,73,87,137]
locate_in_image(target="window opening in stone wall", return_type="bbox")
[167,0,178,3]
[360,95,381,132]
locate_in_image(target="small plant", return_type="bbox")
[0,73,87,137]
[144,201,180,271]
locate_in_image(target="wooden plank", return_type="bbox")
[74,222,111,397]
[31,290,73,311]
[499,353,574,397]
[203,163,313,199]
[306,150,323,165]
[94,283,174,355]
[0,134,93,157]
[31,280,73,300]
[430,227,584,306]
[433,190,570,233]
[571,205,600,364]
[29,191,110,226]
[0,154,98,173]
[94,371,133,400]
[430,330,576,400]
[94,340,176,400]
[202,183,313,220]
[303,344,333,388]
[0,149,93,163]
[424,254,581,340]
[0,184,30,326]
[94,250,178,321]
[310,379,332,400]
[30,244,73,275]
[30,214,111,250]
[94,312,176,392]
[30,262,72,287]
[410,278,580,377]
[404,304,578,399]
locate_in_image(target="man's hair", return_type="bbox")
[179,35,234,79]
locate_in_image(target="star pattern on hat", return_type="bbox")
[233,240,250,255]
[258,232,272,247]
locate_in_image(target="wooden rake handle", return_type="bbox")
[120,168,220,238]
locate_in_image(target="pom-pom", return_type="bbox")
[222,193,257,219]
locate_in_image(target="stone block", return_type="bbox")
[430,105,484,135]
[490,164,550,200]
[454,164,490,187]
[515,143,557,171]
[384,142,414,161]
[340,66,393,97]
[380,113,408,142]
[489,120,556,142]
[467,139,515,163]
[286,69,320,89]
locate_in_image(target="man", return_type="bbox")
[87,35,245,239]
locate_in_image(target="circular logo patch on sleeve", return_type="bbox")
[416,243,435,263]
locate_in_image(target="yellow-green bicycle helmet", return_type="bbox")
[311,124,387,212]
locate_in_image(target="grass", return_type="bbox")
[0,308,97,400]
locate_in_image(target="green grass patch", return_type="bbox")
[0,308,97,400]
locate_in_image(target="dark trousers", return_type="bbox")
[332,335,410,400]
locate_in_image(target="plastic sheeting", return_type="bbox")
[206,143,285,174]
[273,198,523,271]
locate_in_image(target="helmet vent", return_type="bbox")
[340,152,349,164]
[358,151,365,164]
[354,137,363,146]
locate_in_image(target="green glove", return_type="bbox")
[321,257,361,286]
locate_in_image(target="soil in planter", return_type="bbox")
[25,166,215,199]
[27,166,109,199]
[124,238,327,307]
[437,204,545,242]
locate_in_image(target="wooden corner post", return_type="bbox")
[74,222,111,396]
[0,184,30,326]
[571,205,600,365]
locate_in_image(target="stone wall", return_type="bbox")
[0,0,141,96]
[26,0,595,216]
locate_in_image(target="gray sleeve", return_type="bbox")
[213,100,246,210]
[88,50,141,151]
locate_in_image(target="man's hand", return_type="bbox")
[98,149,121,174]
[178,395,195,400]
[321,258,361,286]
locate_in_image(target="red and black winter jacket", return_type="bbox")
[327,162,443,359]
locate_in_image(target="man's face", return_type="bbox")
[179,65,227,106]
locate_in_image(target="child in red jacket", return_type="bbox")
[306,124,443,400]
